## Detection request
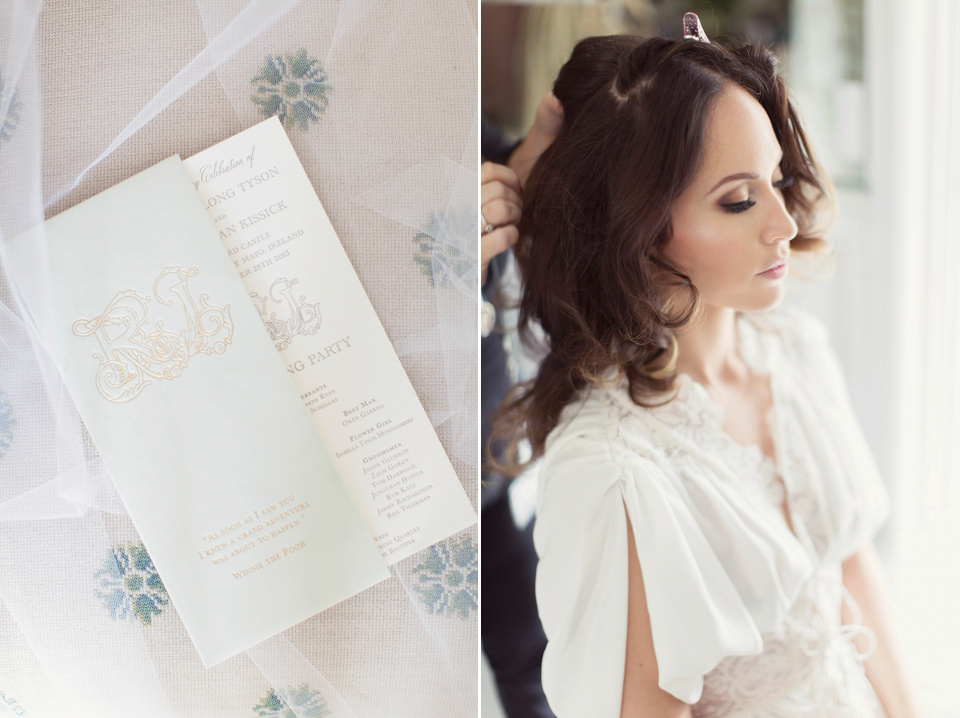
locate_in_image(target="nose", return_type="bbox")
[762,188,799,245]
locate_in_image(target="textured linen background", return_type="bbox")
[0,2,478,717]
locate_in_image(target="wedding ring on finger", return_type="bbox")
[481,211,496,235]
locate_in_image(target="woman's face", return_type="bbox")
[665,83,798,313]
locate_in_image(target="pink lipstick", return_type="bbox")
[758,260,787,279]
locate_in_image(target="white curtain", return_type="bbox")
[868,0,960,709]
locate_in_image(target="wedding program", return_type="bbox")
[10,156,389,667]
[10,119,476,667]
[183,117,476,564]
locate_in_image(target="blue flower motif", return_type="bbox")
[251,49,331,131]
[0,390,16,459]
[413,206,478,287]
[0,76,22,144]
[412,535,478,619]
[253,684,332,718]
[95,542,168,625]
[0,690,25,715]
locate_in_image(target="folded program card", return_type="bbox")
[11,156,389,667]
[184,117,476,564]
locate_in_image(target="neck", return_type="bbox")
[673,304,745,387]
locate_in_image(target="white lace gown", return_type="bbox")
[533,305,892,717]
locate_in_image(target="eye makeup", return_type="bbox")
[720,176,794,214]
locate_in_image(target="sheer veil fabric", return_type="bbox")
[0,2,478,716]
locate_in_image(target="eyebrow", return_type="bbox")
[706,152,786,196]
[707,171,760,194]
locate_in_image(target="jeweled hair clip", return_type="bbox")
[683,12,711,43]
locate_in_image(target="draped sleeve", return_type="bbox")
[533,399,766,716]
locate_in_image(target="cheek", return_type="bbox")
[669,206,718,268]
[666,224,755,300]
[668,225,732,281]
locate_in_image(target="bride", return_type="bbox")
[493,14,924,718]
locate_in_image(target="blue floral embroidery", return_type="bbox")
[251,49,331,131]
[413,207,477,287]
[0,390,16,459]
[253,684,332,718]
[0,690,25,715]
[95,542,168,625]
[0,76,22,144]
[412,535,478,619]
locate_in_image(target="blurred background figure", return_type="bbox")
[481,95,563,718]
[481,0,960,716]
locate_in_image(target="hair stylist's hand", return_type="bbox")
[481,161,522,286]
[508,92,564,188]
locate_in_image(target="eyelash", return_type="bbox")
[721,176,795,214]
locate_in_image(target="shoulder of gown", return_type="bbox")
[534,391,765,715]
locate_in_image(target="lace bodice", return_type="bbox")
[696,577,882,718]
[533,306,892,718]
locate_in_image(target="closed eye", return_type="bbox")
[721,198,755,214]
[721,176,794,214]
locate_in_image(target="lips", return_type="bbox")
[760,258,787,274]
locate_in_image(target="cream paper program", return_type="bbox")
[183,117,476,564]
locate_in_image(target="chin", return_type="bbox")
[736,286,787,314]
[702,283,787,315]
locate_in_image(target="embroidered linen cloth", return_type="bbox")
[0,1,477,716]
[534,304,891,717]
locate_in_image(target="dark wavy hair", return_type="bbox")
[492,34,834,474]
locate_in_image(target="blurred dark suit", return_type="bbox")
[481,116,555,718]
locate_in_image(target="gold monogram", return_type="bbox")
[249,276,321,351]
[72,266,234,403]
